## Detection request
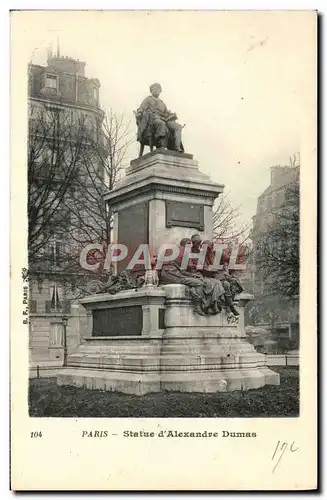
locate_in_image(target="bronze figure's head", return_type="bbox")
[180,237,192,247]
[149,82,162,98]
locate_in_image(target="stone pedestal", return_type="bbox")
[104,149,224,271]
[159,285,279,392]
[57,288,166,394]
[56,150,280,395]
[57,286,279,395]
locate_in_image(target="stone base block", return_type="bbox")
[56,366,280,395]
[57,368,161,396]
[160,367,280,392]
[258,367,281,385]
[56,287,281,395]
[286,355,300,366]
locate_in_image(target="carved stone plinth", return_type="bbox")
[104,150,224,274]
[56,286,280,395]
[56,151,280,395]
[158,285,279,392]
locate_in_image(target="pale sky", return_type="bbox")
[14,10,316,227]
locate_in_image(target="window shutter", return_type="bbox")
[63,300,71,314]
[50,285,62,311]
[45,300,52,313]
[29,300,37,313]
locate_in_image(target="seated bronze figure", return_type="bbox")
[135,82,184,157]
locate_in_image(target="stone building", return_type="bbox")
[250,162,300,352]
[28,50,107,369]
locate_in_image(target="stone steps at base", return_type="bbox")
[66,352,266,372]
[57,369,161,395]
[67,362,267,372]
[56,367,280,395]
[160,368,280,392]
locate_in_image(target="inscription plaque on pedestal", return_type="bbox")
[92,306,143,336]
[166,201,204,230]
[117,201,149,272]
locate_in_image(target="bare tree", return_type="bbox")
[52,110,133,296]
[211,192,252,269]
[28,99,133,297]
[212,192,250,244]
[64,109,133,249]
[28,104,91,261]
[255,178,300,298]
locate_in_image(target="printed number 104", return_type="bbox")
[30,431,42,438]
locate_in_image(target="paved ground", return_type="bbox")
[29,366,299,418]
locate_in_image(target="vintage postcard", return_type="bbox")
[10,9,317,490]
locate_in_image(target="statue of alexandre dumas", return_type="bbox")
[135,82,184,156]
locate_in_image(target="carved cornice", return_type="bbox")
[130,149,194,166]
[108,182,221,208]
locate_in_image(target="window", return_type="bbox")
[45,280,71,314]
[48,238,63,267]
[45,147,58,165]
[45,282,62,313]
[29,300,37,313]
[49,322,63,346]
[45,74,58,89]
[50,282,62,311]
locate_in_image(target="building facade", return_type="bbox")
[250,162,300,352]
[28,50,107,368]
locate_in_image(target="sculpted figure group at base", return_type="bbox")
[135,83,184,157]
[98,235,243,316]
[160,235,243,317]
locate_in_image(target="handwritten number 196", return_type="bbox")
[272,440,299,473]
